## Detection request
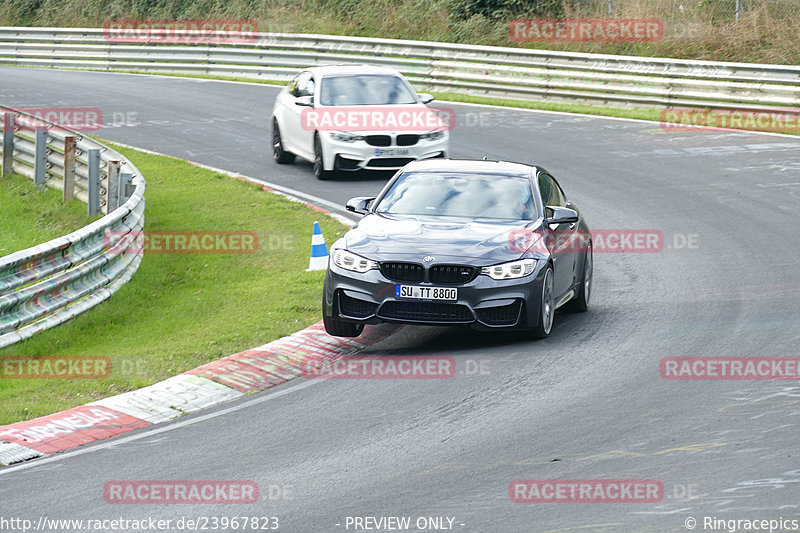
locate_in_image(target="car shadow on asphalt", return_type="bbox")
[359,311,585,356]
[296,162,397,182]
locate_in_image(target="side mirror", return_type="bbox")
[547,206,579,225]
[295,95,314,107]
[346,196,375,215]
[418,93,434,104]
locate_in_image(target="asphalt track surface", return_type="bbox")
[1,68,799,533]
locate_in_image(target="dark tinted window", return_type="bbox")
[292,72,314,97]
[375,172,535,220]
[538,172,565,207]
[319,75,417,106]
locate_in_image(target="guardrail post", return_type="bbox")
[2,113,13,177]
[119,172,134,205]
[87,148,101,216]
[106,160,120,211]
[63,136,76,202]
[34,129,47,190]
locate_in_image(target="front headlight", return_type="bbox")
[332,248,378,273]
[330,132,364,143]
[481,259,537,280]
[420,130,446,141]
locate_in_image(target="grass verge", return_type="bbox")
[74,70,800,136]
[0,173,97,256]
[434,92,663,123]
[64,69,665,124]
[0,144,348,425]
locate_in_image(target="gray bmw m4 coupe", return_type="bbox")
[322,159,592,338]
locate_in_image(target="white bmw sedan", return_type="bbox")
[271,65,450,180]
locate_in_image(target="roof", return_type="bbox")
[401,158,537,177]
[302,64,404,77]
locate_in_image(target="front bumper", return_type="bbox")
[323,260,548,331]
[319,132,449,171]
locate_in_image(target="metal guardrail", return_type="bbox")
[1,27,800,110]
[0,106,146,348]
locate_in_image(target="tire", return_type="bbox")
[313,135,336,180]
[272,120,295,164]
[529,265,555,339]
[322,292,364,337]
[564,243,592,313]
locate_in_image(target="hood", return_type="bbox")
[343,213,544,265]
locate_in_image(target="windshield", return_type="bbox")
[374,172,536,220]
[319,75,418,106]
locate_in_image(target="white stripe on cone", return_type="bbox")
[306,221,329,272]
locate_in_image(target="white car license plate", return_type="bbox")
[395,285,457,301]
[375,148,410,157]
